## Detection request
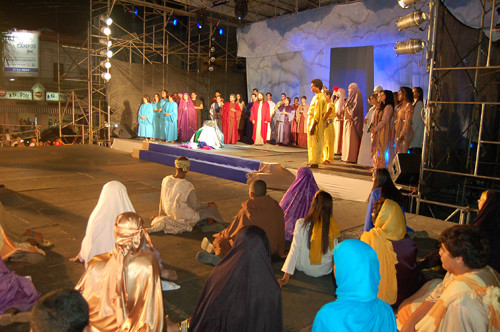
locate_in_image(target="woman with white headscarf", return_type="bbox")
[333,88,346,155]
[341,83,364,163]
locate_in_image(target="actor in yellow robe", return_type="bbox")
[322,90,336,164]
[307,79,327,168]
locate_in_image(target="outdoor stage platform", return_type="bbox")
[1,143,453,331]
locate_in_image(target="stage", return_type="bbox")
[0,144,453,331]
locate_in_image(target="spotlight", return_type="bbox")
[105,17,113,26]
[101,60,111,69]
[210,57,215,62]
[99,38,112,47]
[396,11,427,31]
[107,40,112,47]
[394,39,425,55]
[102,27,111,36]
[218,28,223,35]
[106,50,113,58]
[234,0,247,20]
[9,78,15,81]
[208,66,214,72]
[210,47,215,52]
[134,8,138,16]
[172,18,177,26]
[398,0,421,9]
[197,22,202,29]
[102,72,111,80]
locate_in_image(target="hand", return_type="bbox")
[69,255,80,262]
[252,121,255,124]
[322,115,328,122]
[161,269,178,281]
[278,273,290,287]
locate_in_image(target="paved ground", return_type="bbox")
[0,144,453,331]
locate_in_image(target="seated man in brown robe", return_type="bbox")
[197,180,285,266]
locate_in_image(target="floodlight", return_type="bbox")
[197,22,202,29]
[219,28,223,35]
[102,72,111,80]
[106,50,113,58]
[105,17,113,26]
[396,11,427,31]
[210,57,215,62]
[210,47,215,52]
[101,60,111,69]
[208,66,214,72]
[172,18,178,26]
[102,27,111,36]
[394,39,425,55]
[398,0,421,9]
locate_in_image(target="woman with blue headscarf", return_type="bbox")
[312,239,396,332]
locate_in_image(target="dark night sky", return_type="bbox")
[0,0,89,37]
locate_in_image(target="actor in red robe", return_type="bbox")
[221,94,242,144]
[250,92,271,145]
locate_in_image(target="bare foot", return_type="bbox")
[69,255,80,262]
[161,269,178,281]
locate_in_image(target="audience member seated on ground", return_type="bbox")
[279,190,340,287]
[361,197,425,306]
[311,239,397,332]
[473,190,500,272]
[190,120,225,149]
[70,181,177,280]
[279,167,319,241]
[0,202,46,263]
[30,289,89,332]
[397,225,500,332]
[197,180,285,266]
[0,258,39,325]
[364,168,412,233]
[148,156,224,234]
[75,212,165,332]
[167,226,283,332]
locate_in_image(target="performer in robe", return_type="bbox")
[191,92,204,130]
[357,93,377,167]
[209,95,223,130]
[291,97,300,144]
[243,93,257,143]
[307,79,327,168]
[333,87,346,155]
[275,97,295,146]
[221,94,242,144]
[322,90,336,164]
[250,92,271,145]
[371,90,394,169]
[394,87,414,154]
[341,83,364,163]
[265,93,276,142]
[178,93,197,142]
[137,96,153,140]
[295,96,309,148]
[236,93,246,140]
[164,94,178,142]
[152,93,164,140]
[157,90,169,141]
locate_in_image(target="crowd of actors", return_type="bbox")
[1,154,498,332]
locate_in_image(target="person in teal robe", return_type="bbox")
[164,94,178,142]
[138,96,154,139]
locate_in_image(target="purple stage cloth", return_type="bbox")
[279,167,319,241]
[0,258,39,314]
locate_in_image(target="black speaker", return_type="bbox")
[390,153,421,185]
[112,123,136,139]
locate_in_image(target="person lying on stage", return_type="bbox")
[397,225,500,332]
[70,181,177,281]
[148,156,224,235]
[279,190,340,287]
[166,226,283,332]
[75,212,165,332]
[197,179,285,266]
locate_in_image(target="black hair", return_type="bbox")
[371,168,404,206]
[303,191,333,254]
[400,86,414,102]
[310,78,323,89]
[250,180,267,197]
[439,225,490,269]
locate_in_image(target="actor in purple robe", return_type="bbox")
[275,97,295,146]
[0,258,39,314]
[178,93,197,142]
[279,167,320,241]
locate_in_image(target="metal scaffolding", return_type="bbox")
[416,0,500,223]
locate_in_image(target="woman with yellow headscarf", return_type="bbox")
[361,198,425,307]
[279,190,340,287]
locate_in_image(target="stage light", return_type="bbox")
[197,22,202,29]
[134,8,138,16]
[396,11,427,31]
[208,66,214,72]
[102,72,111,80]
[218,28,223,35]
[210,57,215,62]
[172,18,177,26]
[210,47,215,52]
[100,60,111,69]
[394,39,425,55]
[99,38,112,47]
[398,0,422,9]
[107,40,112,47]
[102,27,111,36]
[234,0,247,20]
[106,50,113,58]
[100,16,113,26]
[9,78,15,81]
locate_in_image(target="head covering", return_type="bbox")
[335,88,347,117]
[332,86,339,92]
[279,167,319,241]
[189,226,282,332]
[311,239,396,332]
[346,82,364,138]
[175,158,191,172]
[309,213,340,265]
[374,85,384,93]
[78,181,135,263]
[360,199,405,305]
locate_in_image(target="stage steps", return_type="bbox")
[139,143,262,183]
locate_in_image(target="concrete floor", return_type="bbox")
[0,144,453,331]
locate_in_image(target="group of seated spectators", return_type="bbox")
[1,155,499,331]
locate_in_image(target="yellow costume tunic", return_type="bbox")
[307,93,327,164]
[322,101,336,163]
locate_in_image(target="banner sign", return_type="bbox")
[3,31,40,77]
[46,92,68,102]
[0,90,33,100]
